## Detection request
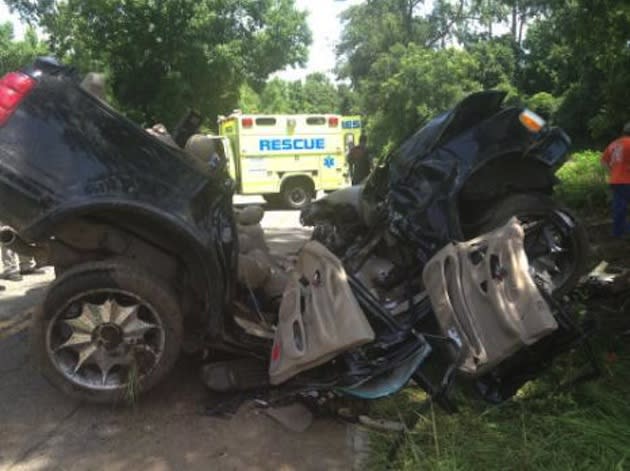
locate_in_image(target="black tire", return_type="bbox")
[31,261,183,404]
[477,193,589,297]
[281,180,313,210]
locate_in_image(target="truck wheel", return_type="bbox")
[282,181,313,210]
[32,261,183,404]
[477,193,589,297]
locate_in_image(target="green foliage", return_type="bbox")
[360,43,482,155]
[237,83,262,114]
[5,0,311,126]
[467,37,518,89]
[239,73,358,115]
[259,78,292,113]
[555,150,609,216]
[337,0,433,86]
[519,1,630,144]
[302,73,339,113]
[368,337,630,470]
[526,92,559,120]
[0,23,49,76]
[334,0,630,157]
[337,83,361,115]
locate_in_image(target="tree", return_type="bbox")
[253,73,344,114]
[5,0,311,126]
[359,43,482,154]
[337,83,361,115]
[237,83,262,114]
[0,23,49,75]
[286,80,305,112]
[518,0,630,143]
[526,92,559,121]
[301,73,339,113]
[336,0,434,86]
[467,36,517,89]
[259,78,291,113]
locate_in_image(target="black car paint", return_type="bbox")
[0,58,237,336]
[362,90,571,260]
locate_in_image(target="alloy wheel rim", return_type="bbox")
[520,212,577,292]
[46,290,166,392]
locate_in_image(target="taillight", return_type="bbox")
[242,117,253,128]
[328,116,339,127]
[0,72,36,126]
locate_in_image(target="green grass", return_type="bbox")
[367,327,630,470]
[125,361,141,406]
[555,150,609,218]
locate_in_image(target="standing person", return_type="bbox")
[347,134,372,185]
[0,245,35,282]
[0,221,38,281]
[601,123,630,238]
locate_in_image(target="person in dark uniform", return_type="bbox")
[347,134,371,185]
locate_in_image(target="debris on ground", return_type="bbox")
[264,403,314,432]
[581,261,630,295]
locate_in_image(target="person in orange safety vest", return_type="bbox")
[602,123,630,237]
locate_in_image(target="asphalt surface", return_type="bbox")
[0,208,357,471]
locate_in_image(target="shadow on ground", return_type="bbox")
[0,326,352,471]
[0,217,351,471]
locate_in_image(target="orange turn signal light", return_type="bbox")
[519,109,545,133]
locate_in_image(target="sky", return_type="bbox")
[273,0,365,82]
[0,1,27,37]
[1,0,364,81]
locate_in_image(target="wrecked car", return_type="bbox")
[302,90,589,298]
[0,58,593,408]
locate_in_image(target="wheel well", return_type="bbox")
[42,210,214,341]
[280,175,315,196]
[458,157,554,228]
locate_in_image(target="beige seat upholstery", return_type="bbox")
[184,134,216,162]
[235,205,287,301]
[315,184,380,228]
[235,206,265,226]
[422,217,557,377]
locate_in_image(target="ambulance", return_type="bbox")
[217,112,354,209]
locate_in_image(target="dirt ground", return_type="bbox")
[0,208,358,471]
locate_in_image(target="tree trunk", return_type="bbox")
[518,12,527,45]
[511,1,518,41]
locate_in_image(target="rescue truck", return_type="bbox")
[216,112,356,209]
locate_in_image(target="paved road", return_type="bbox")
[0,210,357,471]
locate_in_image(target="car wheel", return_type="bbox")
[477,193,589,297]
[282,182,312,210]
[31,261,183,404]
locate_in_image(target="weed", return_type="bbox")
[555,150,609,217]
[367,338,630,470]
[125,361,141,406]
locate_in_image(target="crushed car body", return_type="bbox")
[0,58,595,409]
